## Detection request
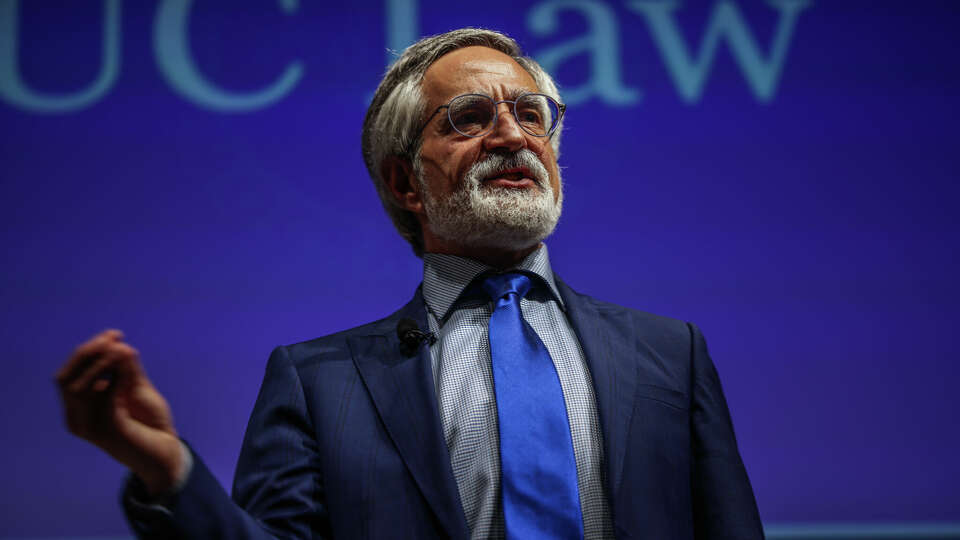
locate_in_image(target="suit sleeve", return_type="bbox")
[121,345,329,539]
[688,323,765,540]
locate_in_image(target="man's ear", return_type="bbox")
[382,156,424,214]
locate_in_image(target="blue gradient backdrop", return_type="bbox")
[1,1,958,537]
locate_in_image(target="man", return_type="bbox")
[56,29,764,539]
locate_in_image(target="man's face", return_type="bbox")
[413,46,563,254]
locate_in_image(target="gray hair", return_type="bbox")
[361,28,563,257]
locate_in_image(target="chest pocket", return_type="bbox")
[635,383,688,411]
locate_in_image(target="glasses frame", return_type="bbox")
[408,92,566,155]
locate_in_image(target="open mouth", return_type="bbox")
[483,167,537,186]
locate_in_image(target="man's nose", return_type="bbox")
[482,102,526,153]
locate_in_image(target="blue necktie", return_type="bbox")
[481,273,584,540]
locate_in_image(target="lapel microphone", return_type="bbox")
[397,318,437,356]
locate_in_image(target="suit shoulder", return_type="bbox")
[568,282,688,327]
[273,312,399,368]
[563,284,699,392]
[565,284,693,347]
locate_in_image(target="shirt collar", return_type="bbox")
[422,244,565,324]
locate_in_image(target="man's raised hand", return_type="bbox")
[55,329,186,496]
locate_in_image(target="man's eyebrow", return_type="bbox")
[504,88,536,100]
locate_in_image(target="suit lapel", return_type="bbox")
[556,278,639,505]
[349,290,470,540]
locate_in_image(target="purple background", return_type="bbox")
[1,1,958,536]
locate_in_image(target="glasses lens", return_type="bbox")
[448,95,496,137]
[515,94,560,136]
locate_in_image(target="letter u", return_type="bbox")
[0,0,121,113]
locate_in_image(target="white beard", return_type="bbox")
[417,149,563,252]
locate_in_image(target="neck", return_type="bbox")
[424,240,541,270]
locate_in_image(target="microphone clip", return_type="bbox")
[397,318,437,357]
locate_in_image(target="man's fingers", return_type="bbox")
[72,330,124,362]
[62,377,112,437]
[59,339,138,439]
[66,342,140,394]
[65,354,113,395]
[56,329,124,385]
[111,342,147,381]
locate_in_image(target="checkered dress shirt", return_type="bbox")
[422,245,614,539]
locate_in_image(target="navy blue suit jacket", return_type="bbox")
[124,279,764,539]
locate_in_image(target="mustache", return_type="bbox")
[465,150,549,187]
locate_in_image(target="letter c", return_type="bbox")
[153,0,303,113]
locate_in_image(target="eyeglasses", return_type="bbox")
[410,93,566,152]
